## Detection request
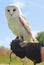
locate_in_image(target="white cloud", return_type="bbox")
[12,0,25,8]
[33,31,38,37]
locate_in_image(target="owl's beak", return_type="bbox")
[11,14,13,16]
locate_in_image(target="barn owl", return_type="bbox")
[5,4,38,43]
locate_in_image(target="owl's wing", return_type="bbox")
[19,15,33,36]
[19,15,39,42]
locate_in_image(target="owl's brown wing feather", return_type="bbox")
[19,15,32,35]
[19,15,38,42]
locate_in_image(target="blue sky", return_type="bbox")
[0,0,44,48]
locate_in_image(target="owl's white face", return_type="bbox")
[5,4,22,19]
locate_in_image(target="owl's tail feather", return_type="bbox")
[32,37,39,43]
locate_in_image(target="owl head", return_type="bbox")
[5,4,22,19]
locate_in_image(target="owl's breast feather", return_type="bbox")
[8,18,28,36]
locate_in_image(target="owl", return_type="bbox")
[5,4,38,43]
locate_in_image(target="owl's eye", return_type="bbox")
[13,9,16,12]
[7,9,10,12]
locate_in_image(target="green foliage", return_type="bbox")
[36,32,44,45]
